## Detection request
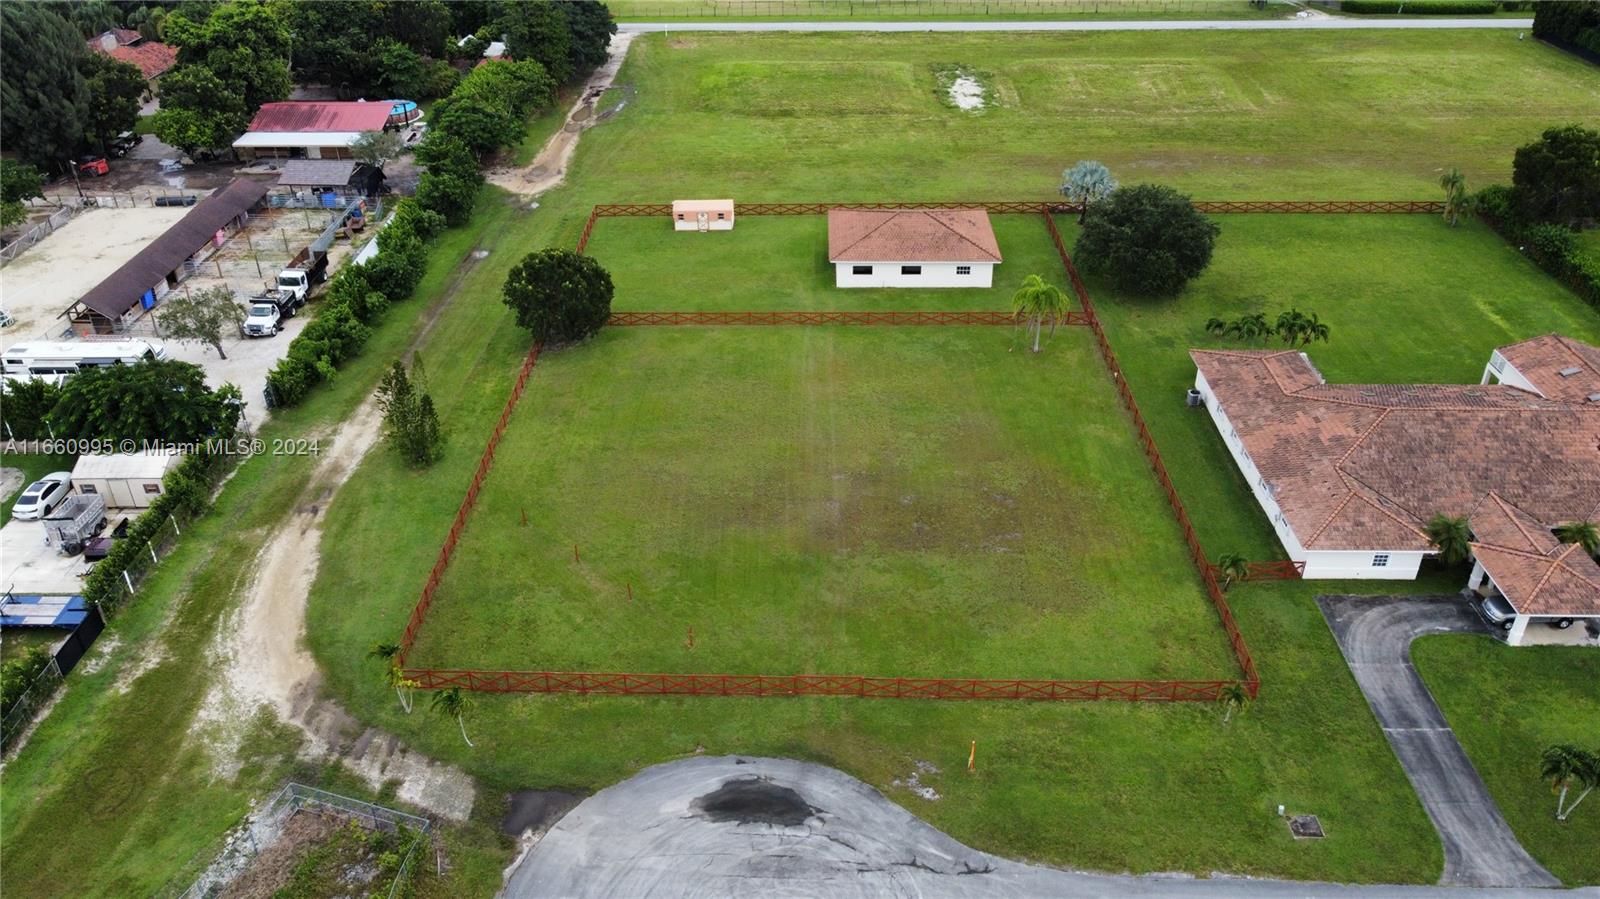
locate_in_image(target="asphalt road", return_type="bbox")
[619,17,1531,32]
[1317,595,1561,889]
[506,754,1586,898]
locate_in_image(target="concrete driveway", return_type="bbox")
[1317,595,1560,889]
[506,754,1584,899]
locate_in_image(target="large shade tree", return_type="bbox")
[157,286,248,360]
[81,54,147,155]
[502,248,614,345]
[48,359,243,444]
[1073,184,1219,297]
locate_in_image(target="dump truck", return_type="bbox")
[44,493,106,555]
[276,247,329,305]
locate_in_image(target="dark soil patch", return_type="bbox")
[217,811,339,899]
[502,789,585,837]
[693,776,820,826]
[1289,814,1326,839]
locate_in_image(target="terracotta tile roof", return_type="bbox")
[1470,542,1600,616]
[87,29,143,50]
[1470,493,1561,556]
[1496,333,1600,402]
[1191,345,1600,560]
[245,102,392,134]
[107,42,177,80]
[826,209,1002,263]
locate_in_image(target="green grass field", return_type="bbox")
[588,31,1596,199]
[1413,636,1600,886]
[591,213,1068,311]
[7,26,1600,894]
[1067,213,1600,561]
[408,325,1234,679]
[608,0,1295,21]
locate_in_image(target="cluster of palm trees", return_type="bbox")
[1439,167,1470,228]
[1204,309,1330,348]
[1541,744,1599,822]
[370,643,476,748]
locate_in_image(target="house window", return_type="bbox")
[676,214,684,220]
[716,212,725,220]
[956,265,971,275]
[1372,554,1389,568]
[851,265,873,275]
[901,265,921,275]
[143,483,162,495]
[79,484,97,494]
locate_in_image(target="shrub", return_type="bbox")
[1526,223,1580,259]
[1,646,55,720]
[1512,124,1600,226]
[502,248,614,344]
[1073,183,1220,297]
[1339,0,1497,12]
[1533,0,1600,42]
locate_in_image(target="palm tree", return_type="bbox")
[1553,521,1600,556]
[1426,514,1472,566]
[1439,168,1468,227]
[1010,274,1070,354]
[1205,316,1229,336]
[1059,160,1118,223]
[1215,553,1250,591]
[431,687,476,748]
[1218,683,1250,724]
[369,642,415,713]
[1540,744,1600,821]
[1275,309,1328,348]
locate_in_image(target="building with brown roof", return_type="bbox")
[87,29,177,93]
[1191,339,1600,643]
[827,208,1002,288]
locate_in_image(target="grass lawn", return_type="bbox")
[408,326,1233,680]
[0,452,76,527]
[1412,635,1600,886]
[589,213,1068,312]
[1065,213,1600,562]
[608,0,1294,21]
[584,31,1596,199]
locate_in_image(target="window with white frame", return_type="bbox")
[852,265,872,275]
[1372,553,1389,567]
[956,265,971,275]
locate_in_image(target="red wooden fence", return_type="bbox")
[1042,213,1260,696]
[396,343,542,666]
[406,669,1239,702]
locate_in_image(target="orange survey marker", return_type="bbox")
[968,741,976,773]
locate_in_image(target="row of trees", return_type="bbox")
[0,4,149,170]
[1204,309,1330,347]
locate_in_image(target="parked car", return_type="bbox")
[109,131,142,157]
[1476,593,1516,631]
[11,472,73,520]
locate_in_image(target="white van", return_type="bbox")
[1,339,167,381]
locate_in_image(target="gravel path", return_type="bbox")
[506,754,1584,898]
[1317,595,1560,889]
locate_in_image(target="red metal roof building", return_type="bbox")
[232,102,393,161]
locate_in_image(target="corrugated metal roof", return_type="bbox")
[276,159,358,186]
[69,179,271,320]
[244,102,391,133]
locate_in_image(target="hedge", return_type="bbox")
[1338,0,1499,13]
[264,200,431,410]
[1476,184,1600,310]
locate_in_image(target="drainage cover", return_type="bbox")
[1288,814,1325,839]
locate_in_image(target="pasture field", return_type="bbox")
[589,31,1598,199]
[406,325,1235,680]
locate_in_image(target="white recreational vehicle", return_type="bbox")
[1,339,167,381]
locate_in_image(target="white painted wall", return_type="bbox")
[834,261,993,288]
[1195,369,1424,580]
[673,213,733,231]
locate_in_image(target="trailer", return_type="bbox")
[44,494,106,554]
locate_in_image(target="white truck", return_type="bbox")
[241,299,284,338]
[275,248,329,305]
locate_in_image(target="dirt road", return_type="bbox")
[486,33,636,197]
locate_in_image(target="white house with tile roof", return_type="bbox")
[1192,335,1600,643]
[826,208,1002,288]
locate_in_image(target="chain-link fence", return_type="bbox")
[155,783,432,899]
[0,205,79,267]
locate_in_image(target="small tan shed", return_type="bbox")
[70,451,181,511]
[672,199,735,232]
